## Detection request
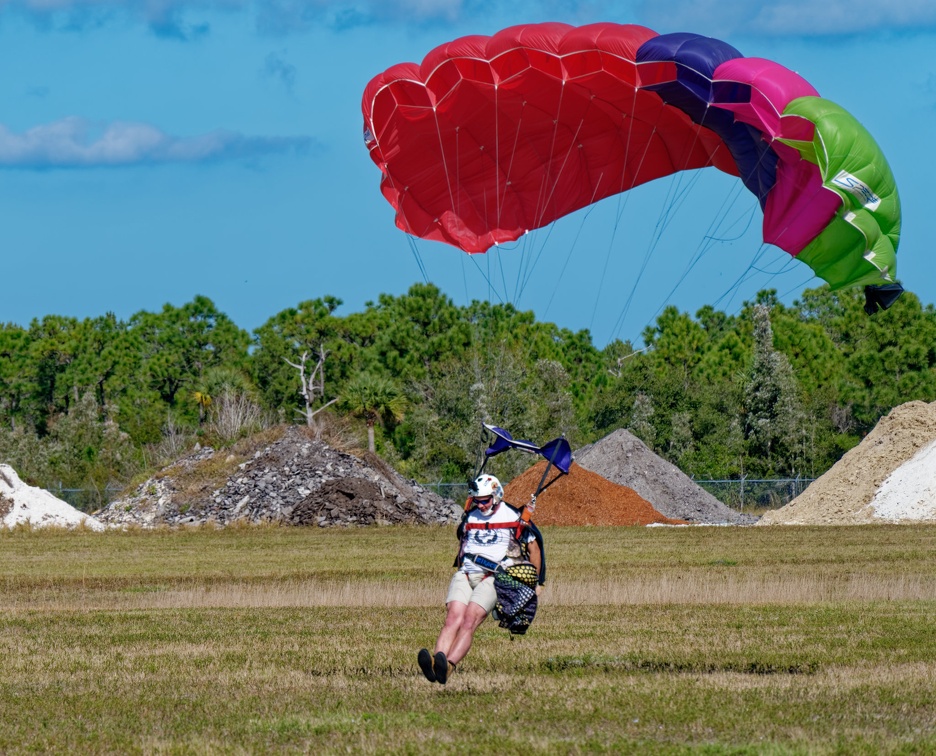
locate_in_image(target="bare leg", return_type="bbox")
[436,601,488,666]
[434,600,467,657]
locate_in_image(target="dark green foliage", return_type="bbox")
[2,283,935,496]
[130,295,250,409]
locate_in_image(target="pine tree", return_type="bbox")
[743,305,804,476]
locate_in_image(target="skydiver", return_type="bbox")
[417,473,544,684]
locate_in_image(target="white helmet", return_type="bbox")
[471,474,504,502]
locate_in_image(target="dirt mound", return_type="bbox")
[574,429,755,525]
[758,400,936,525]
[288,477,436,526]
[97,425,460,528]
[504,460,686,526]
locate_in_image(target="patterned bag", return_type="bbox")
[493,562,539,635]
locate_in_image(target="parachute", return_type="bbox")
[362,22,901,301]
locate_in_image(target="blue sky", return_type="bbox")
[1,0,933,347]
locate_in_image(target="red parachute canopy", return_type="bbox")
[362,22,738,253]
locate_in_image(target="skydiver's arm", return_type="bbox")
[527,539,542,583]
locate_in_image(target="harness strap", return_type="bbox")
[463,522,519,531]
[464,553,502,572]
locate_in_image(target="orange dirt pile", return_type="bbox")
[504,461,687,526]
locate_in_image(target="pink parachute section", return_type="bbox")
[709,58,841,255]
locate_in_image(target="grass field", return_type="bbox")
[2,523,936,754]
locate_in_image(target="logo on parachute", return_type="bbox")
[832,170,881,211]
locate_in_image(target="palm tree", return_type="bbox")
[342,373,406,453]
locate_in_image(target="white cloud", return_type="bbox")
[0,116,312,168]
[639,0,936,37]
[5,0,935,37]
[0,0,466,35]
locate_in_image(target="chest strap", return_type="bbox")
[464,522,521,531]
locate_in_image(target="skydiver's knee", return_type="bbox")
[444,601,468,626]
[462,603,489,631]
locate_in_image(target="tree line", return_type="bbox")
[2,283,934,506]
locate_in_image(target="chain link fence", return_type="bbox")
[51,485,124,514]
[693,477,815,511]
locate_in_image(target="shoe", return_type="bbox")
[417,648,436,682]
[434,651,448,685]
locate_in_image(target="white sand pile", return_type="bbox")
[868,439,936,522]
[758,400,936,525]
[0,464,106,531]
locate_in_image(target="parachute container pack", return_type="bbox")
[362,23,901,298]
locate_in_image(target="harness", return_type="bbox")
[454,504,545,584]
[452,501,547,636]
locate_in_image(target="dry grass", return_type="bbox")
[2,524,936,753]
[7,572,936,613]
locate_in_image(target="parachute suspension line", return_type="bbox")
[709,243,776,313]
[607,183,671,342]
[607,101,688,343]
[531,81,573,235]
[777,273,819,302]
[493,83,504,238]
[656,168,707,238]
[610,94,753,342]
[645,183,755,327]
[538,174,606,317]
[672,179,747,278]
[612,90,684,338]
[541,200,601,320]
[514,217,561,302]
[431,107,459,238]
[607,169,704,343]
[713,237,817,317]
[459,245,471,307]
[505,102,533,302]
[589,99,642,333]
[406,234,431,284]
[378,167,431,285]
[501,88,589,306]
[611,170,746,342]
[532,92,562,234]
[589,189,632,332]
[455,124,462,250]
[590,98,655,336]
[533,114,589,233]
[465,249,509,305]
[492,182,513,301]
[659,121,815,322]
[517,91,594,306]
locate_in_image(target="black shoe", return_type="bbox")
[434,651,448,685]
[417,648,436,682]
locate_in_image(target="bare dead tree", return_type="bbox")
[285,345,337,431]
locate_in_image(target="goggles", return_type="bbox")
[472,495,494,506]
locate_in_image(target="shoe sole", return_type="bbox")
[417,648,436,682]
[434,651,448,685]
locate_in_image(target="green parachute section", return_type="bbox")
[780,97,900,290]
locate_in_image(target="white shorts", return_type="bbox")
[445,570,496,613]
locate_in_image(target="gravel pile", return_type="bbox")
[574,429,756,525]
[96,425,460,528]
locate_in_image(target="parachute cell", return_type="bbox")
[362,22,901,293]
